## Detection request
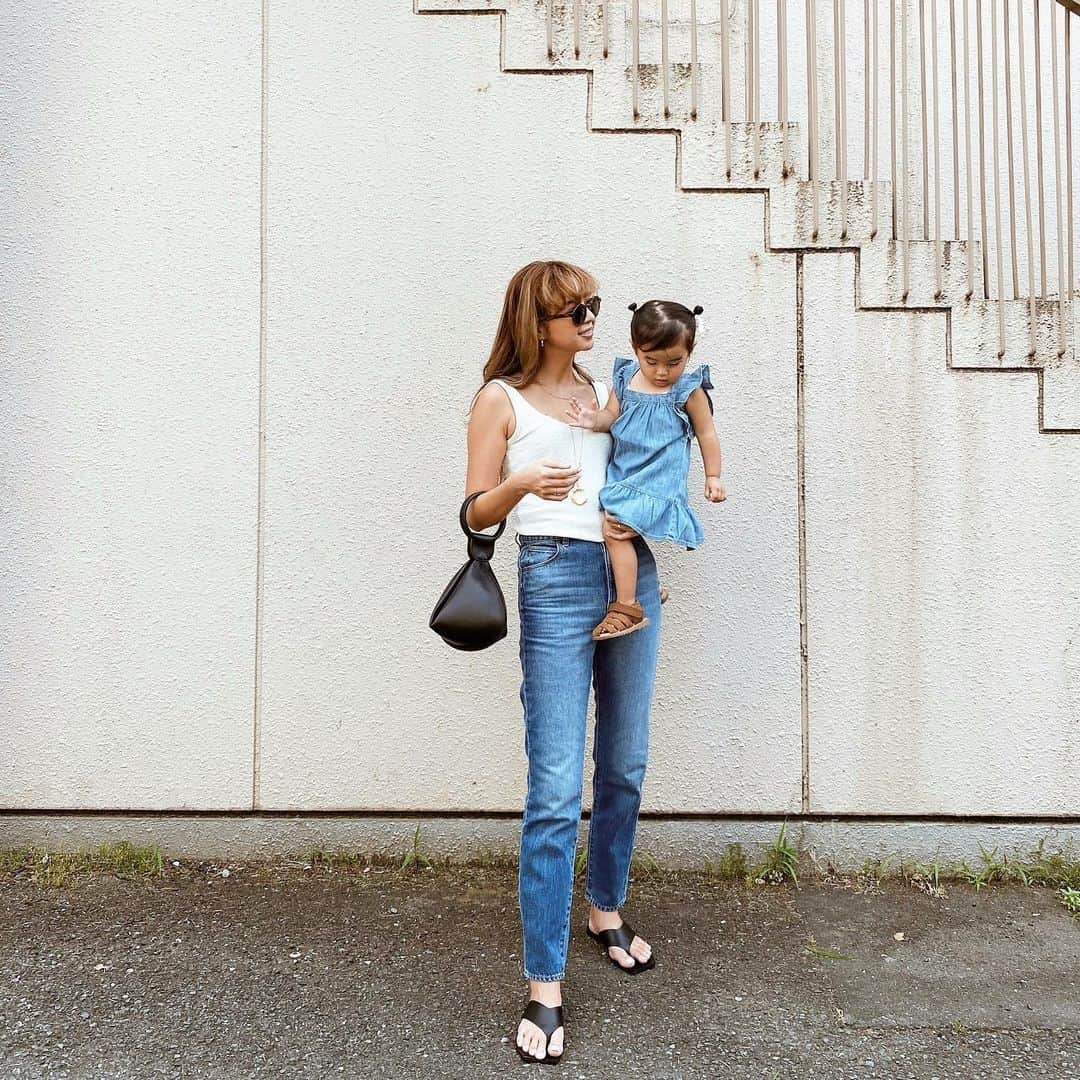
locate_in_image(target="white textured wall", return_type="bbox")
[0,4,260,809]
[804,250,1080,815]
[1,2,1077,819]
[258,2,801,814]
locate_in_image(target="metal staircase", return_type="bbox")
[415,0,1078,432]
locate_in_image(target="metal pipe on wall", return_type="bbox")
[1066,11,1075,303]
[976,0,990,297]
[1003,0,1020,297]
[780,0,790,175]
[1017,0,1038,354]
[721,0,732,176]
[932,0,943,298]
[990,0,1007,353]
[690,0,700,120]
[963,0,975,298]
[902,0,911,298]
[807,0,821,238]
[835,0,848,237]
[662,0,671,118]
[1051,0,1067,353]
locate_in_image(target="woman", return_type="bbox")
[464,260,662,1064]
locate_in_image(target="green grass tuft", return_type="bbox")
[805,937,854,961]
[630,850,662,877]
[1058,887,1080,918]
[573,846,588,878]
[751,823,799,887]
[399,825,434,871]
[0,842,163,886]
[705,843,749,881]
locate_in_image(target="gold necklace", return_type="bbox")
[568,423,587,506]
[536,379,582,402]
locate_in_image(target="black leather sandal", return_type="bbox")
[514,999,565,1066]
[586,919,656,975]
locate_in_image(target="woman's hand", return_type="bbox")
[705,475,727,503]
[514,458,582,501]
[602,512,638,542]
[566,395,599,429]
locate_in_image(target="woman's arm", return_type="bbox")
[683,388,726,503]
[464,382,582,530]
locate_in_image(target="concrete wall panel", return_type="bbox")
[257,3,803,813]
[0,5,260,808]
[803,251,1080,815]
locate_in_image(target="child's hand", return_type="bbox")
[705,475,726,502]
[566,395,599,429]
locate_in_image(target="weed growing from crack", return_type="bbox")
[0,842,163,886]
[400,825,434,871]
[630,850,662,877]
[751,822,799,887]
[705,843,749,881]
[805,936,853,961]
[573,846,587,878]
[1058,887,1080,919]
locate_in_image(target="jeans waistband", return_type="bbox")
[515,533,602,547]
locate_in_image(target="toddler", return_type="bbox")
[568,300,726,640]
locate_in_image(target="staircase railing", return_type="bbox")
[548,1,1077,359]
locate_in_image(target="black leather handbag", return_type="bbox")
[429,491,507,651]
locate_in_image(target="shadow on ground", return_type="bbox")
[1,862,1078,1078]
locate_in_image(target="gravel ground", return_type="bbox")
[1,860,1078,1078]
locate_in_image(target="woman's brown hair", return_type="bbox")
[481,260,598,388]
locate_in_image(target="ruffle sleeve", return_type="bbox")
[673,363,714,438]
[611,354,637,401]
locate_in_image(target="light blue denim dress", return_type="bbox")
[598,354,715,550]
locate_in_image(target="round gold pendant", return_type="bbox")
[570,486,588,506]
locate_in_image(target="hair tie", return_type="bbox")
[692,305,704,316]
[628,302,638,312]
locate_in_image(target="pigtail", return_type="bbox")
[628,299,702,353]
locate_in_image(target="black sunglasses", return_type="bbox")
[540,295,602,326]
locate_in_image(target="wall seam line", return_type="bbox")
[8,809,1080,826]
[252,0,269,812]
[796,253,810,814]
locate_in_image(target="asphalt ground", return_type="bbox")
[2,860,1078,1078]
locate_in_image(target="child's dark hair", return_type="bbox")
[628,300,704,353]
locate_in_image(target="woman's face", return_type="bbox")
[540,294,597,354]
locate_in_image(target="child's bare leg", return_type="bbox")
[605,535,639,605]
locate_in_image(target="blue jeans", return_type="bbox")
[515,533,662,982]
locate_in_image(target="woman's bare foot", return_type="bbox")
[516,980,564,1061]
[587,906,653,968]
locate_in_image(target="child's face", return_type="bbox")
[633,340,689,389]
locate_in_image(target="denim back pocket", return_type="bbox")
[517,538,561,573]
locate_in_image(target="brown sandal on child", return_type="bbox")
[591,600,649,641]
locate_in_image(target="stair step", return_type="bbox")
[952,298,1077,430]
[770,179,893,249]
[858,239,984,309]
[952,297,1074,368]
[1042,301,1080,431]
[420,0,617,71]
[680,122,802,188]
[420,1,1078,427]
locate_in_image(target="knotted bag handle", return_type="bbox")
[460,491,506,562]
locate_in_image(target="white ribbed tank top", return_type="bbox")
[492,378,612,543]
